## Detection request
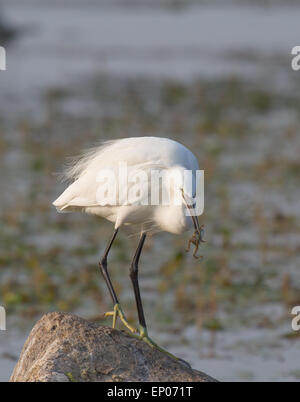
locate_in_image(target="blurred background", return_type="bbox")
[0,0,300,382]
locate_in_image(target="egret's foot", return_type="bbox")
[135,326,191,368]
[104,303,137,333]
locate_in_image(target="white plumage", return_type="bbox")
[52,136,203,362]
[53,136,199,235]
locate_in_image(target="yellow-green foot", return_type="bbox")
[104,303,137,333]
[134,326,191,368]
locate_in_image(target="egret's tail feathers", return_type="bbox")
[53,204,72,213]
[52,197,74,213]
[53,197,98,213]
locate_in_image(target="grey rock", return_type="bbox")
[10,312,216,382]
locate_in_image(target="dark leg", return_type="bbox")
[99,228,119,305]
[130,232,147,329]
[99,228,136,332]
[128,232,191,367]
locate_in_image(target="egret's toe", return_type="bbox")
[104,304,137,333]
[137,326,190,367]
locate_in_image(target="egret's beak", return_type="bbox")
[181,188,205,259]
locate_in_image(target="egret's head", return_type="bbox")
[153,165,197,234]
[161,165,197,208]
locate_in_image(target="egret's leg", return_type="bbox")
[99,228,136,333]
[129,233,147,329]
[129,233,191,367]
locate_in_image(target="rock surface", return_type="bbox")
[10,312,216,382]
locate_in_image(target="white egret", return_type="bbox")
[53,136,204,361]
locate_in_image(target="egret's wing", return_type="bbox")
[53,161,167,211]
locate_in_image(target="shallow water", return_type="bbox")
[1,1,300,114]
